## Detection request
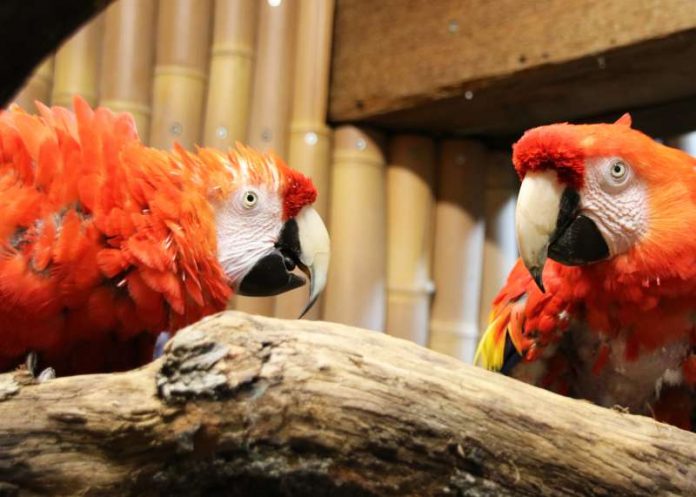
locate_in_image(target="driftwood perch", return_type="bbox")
[0,312,694,497]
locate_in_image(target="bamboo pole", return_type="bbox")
[12,57,54,110]
[149,0,213,149]
[235,0,297,317]
[478,151,519,336]
[429,140,486,362]
[246,0,296,155]
[202,0,258,149]
[323,126,386,330]
[100,0,157,144]
[274,0,335,320]
[386,135,436,346]
[52,16,104,107]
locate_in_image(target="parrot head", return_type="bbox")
[512,113,696,291]
[208,145,329,317]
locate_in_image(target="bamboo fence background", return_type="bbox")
[18,0,692,364]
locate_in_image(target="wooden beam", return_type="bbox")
[329,0,696,137]
[0,312,695,496]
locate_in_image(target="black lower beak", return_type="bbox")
[548,215,609,266]
[237,220,307,297]
[237,250,306,296]
[547,189,609,266]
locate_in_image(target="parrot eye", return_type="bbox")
[242,191,258,209]
[609,161,627,181]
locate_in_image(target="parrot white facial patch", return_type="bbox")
[213,187,283,285]
[579,157,648,257]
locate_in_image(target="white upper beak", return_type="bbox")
[296,205,330,317]
[515,170,565,290]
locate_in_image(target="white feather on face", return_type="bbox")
[212,184,284,287]
[579,156,649,257]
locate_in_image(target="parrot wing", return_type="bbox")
[475,259,577,378]
[0,97,230,374]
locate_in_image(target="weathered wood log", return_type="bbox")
[0,311,694,497]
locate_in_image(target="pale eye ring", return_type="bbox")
[609,160,628,181]
[242,190,258,209]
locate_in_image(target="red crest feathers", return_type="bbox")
[280,166,317,220]
[512,124,585,189]
[614,113,632,127]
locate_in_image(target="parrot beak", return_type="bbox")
[515,170,609,292]
[237,206,330,317]
[294,206,330,318]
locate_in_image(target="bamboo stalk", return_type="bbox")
[386,135,436,346]
[235,0,297,317]
[429,140,486,362]
[478,151,519,336]
[246,0,296,155]
[52,16,104,107]
[323,126,386,330]
[202,0,258,149]
[149,0,213,149]
[100,0,157,143]
[274,0,335,320]
[12,57,54,110]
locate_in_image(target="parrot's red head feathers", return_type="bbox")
[512,111,696,294]
[273,155,317,220]
[512,114,646,189]
[512,123,586,189]
[204,145,317,220]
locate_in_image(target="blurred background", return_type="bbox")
[10,0,696,364]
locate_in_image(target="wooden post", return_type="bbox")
[429,140,486,362]
[52,15,104,107]
[274,0,334,320]
[478,151,519,335]
[149,0,213,149]
[202,0,258,149]
[11,57,54,110]
[323,126,386,330]
[386,135,436,346]
[235,0,297,317]
[100,0,157,143]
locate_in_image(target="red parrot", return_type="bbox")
[476,114,696,429]
[0,97,330,375]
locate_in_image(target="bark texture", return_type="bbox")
[0,311,694,497]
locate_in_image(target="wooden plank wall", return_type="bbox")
[330,0,696,137]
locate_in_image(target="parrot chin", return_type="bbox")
[516,170,609,292]
[237,206,330,318]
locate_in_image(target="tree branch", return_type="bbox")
[0,312,694,496]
